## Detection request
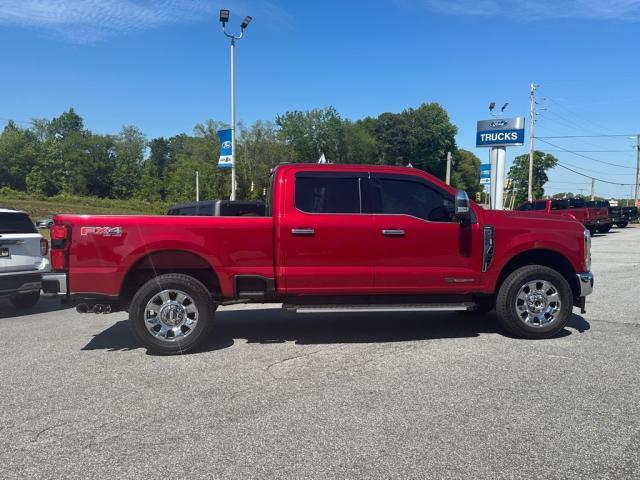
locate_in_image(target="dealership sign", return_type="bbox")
[217,128,233,169]
[480,164,491,185]
[476,117,525,148]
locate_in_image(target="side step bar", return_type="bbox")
[283,303,475,314]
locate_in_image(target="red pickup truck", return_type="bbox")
[518,198,611,234]
[44,164,593,354]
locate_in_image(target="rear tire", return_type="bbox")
[129,273,216,355]
[10,291,40,309]
[496,265,572,339]
[597,224,612,233]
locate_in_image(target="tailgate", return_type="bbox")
[0,233,44,273]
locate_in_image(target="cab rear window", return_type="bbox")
[0,212,37,234]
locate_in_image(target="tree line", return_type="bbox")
[0,103,484,205]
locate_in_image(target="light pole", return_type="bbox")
[219,9,252,201]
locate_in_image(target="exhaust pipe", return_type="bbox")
[92,304,112,314]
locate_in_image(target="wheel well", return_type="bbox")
[496,249,579,298]
[120,250,221,306]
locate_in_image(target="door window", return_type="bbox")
[295,176,361,214]
[372,177,454,222]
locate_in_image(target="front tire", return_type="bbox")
[597,224,612,233]
[617,221,628,228]
[10,291,40,309]
[129,273,216,355]
[496,266,572,339]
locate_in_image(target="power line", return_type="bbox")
[538,134,635,139]
[554,162,636,186]
[543,149,632,153]
[537,138,636,170]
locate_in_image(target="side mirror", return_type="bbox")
[453,189,471,224]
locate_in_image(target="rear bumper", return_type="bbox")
[576,271,594,297]
[42,272,68,298]
[0,271,42,297]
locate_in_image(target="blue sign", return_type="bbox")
[476,117,525,148]
[480,164,491,185]
[217,129,233,169]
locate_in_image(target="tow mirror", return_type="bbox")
[453,189,471,224]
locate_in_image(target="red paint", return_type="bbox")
[53,164,588,302]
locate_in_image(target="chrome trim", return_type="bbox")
[291,228,315,235]
[41,272,68,296]
[576,272,594,297]
[381,229,405,236]
[482,225,495,272]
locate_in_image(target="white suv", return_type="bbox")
[0,209,50,308]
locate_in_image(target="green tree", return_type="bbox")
[276,107,344,162]
[507,151,558,205]
[0,121,41,190]
[373,103,457,177]
[451,148,481,198]
[111,126,145,199]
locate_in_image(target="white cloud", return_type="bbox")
[401,0,640,21]
[0,0,287,44]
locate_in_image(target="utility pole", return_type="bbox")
[445,151,452,185]
[635,134,640,206]
[591,177,595,201]
[528,82,536,202]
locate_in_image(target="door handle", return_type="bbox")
[382,229,405,236]
[291,228,315,236]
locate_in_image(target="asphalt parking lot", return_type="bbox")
[1,226,639,479]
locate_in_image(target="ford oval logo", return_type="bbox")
[221,141,232,149]
[490,120,508,128]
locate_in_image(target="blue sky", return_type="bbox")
[1,0,640,199]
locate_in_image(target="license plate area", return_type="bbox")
[0,247,9,258]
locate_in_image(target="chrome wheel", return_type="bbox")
[515,280,562,327]
[143,289,199,342]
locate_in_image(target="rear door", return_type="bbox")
[367,173,479,293]
[279,170,374,294]
[0,212,42,273]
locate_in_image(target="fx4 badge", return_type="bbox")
[81,226,123,237]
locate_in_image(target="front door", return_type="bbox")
[279,170,374,295]
[368,173,479,293]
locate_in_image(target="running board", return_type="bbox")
[284,303,475,314]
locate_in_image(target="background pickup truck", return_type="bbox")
[46,164,594,354]
[518,198,610,234]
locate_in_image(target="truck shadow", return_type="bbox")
[0,297,70,320]
[82,309,591,354]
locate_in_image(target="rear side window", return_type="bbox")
[0,212,37,234]
[295,176,361,214]
[569,199,586,208]
[518,202,533,211]
[551,200,569,210]
[533,202,548,211]
[372,177,454,222]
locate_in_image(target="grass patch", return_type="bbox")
[0,188,168,220]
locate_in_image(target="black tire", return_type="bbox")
[617,221,628,228]
[587,226,597,236]
[10,291,40,309]
[129,273,216,355]
[597,224,612,233]
[496,265,572,339]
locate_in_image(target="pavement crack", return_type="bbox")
[31,422,68,443]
